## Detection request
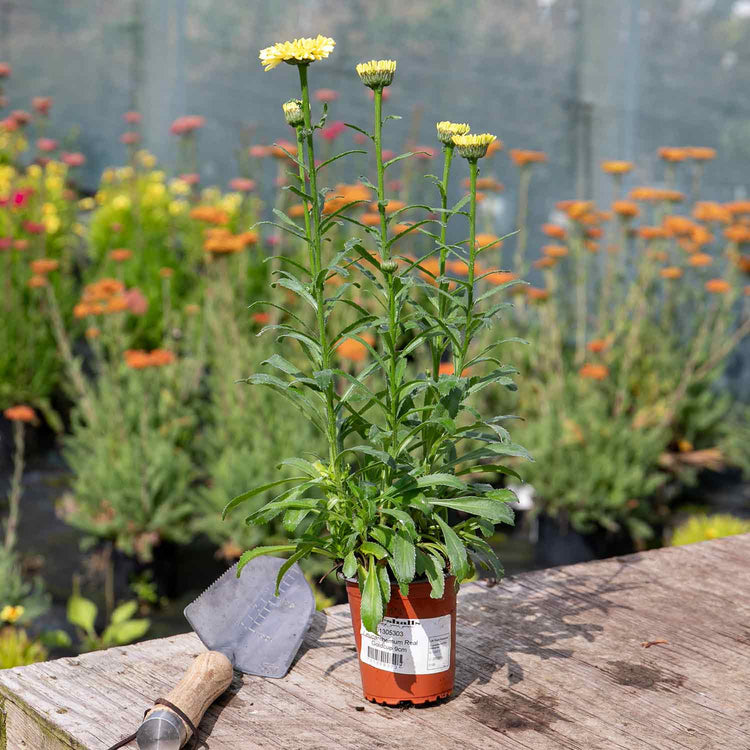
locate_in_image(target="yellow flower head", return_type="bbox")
[282,99,304,127]
[436,121,470,146]
[452,133,497,160]
[27,164,42,178]
[259,35,335,71]
[169,178,191,196]
[1,605,24,624]
[137,149,157,168]
[78,197,96,211]
[356,59,397,89]
[112,194,131,211]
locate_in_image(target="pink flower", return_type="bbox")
[120,131,140,145]
[62,151,86,167]
[387,180,403,192]
[320,120,346,142]
[1,117,18,132]
[179,173,200,186]
[13,189,32,207]
[368,88,391,101]
[353,133,368,145]
[229,177,256,192]
[123,111,142,124]
[32,97,52,115]
[170,115,205,135]
[37,137,58,153]
[249,145,271,158]
[110,223,123,233]
[266,236,280,247]
[315,88,339,102]
[0,237,12,249]
[11,110,31,125]
[125,288,148,316]
[0,63,11,78]
[382,149,395,161]
[415,146,436,159]
[23,221,46,235]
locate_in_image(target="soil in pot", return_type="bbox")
[346,576,456,706]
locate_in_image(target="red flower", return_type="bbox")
[170,115,205,135]
[11,110,31,125]
[120,131,140,145]
[320,120,346,142]
[13,189,32,207]
[353,133,368,145]
[0,237,12,250]
[314,88,339,102]
[62,152,86,167]
[123,111,142,124]
[23,221,45,234]
[229,177,256,192]
[382,149,395,161]
[249,145,271,158]
[37,137,58,153]
[32,96,52,115]
[252,312,271,325]
[0,62,11,78]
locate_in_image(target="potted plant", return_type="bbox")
[225,36,527,705]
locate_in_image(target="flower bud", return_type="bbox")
[282,99,304,127]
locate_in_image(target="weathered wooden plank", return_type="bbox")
[1,535,749,750]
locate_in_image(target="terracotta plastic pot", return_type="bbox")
[346,576,456,705]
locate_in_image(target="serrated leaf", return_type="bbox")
[390,530,416,585]
[223,477,309,518]
[361,557,384,634]
[430,496,515,524]
[435,516,469,580]
[236,545,297,575]
[359,541,388,559]
[343,551,357,579]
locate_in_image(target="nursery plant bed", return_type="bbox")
[1,535,750,749]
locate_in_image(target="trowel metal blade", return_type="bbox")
[184,556,316,678]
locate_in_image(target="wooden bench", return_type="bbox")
[1,534,749,749]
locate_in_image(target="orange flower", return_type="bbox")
[630,186,683,203]
[688,253,712,268]
[463,177,504,192]
[185,303,201,316]
[30,258,59,275]
[585,240,600,253]
[109,248,132,262]
[105,295,129,313]
[360,213,381,227]
[189,206,229,225]
[579,364,609,380]
[485,270,518,286]
[724,225,750,244]
[437,362,470,376]
[601,160,633,174]
[526,286,549,302]
[738,255,750,274]
[125,348,175,369]
[85,327,100,339]
[417,257,441,282]
[252,312,270,325]
[336,335,374,363]
[638,226,669,240]
[705,278,731,294]
[369,199,405,215]
[288,203,308,218]
[270,140,297,159]
[510,149,547,167]
[612,200,639,218]
[685,147,716,161]
[587,339,608,354]
[475,233,501,249]
[658,147,688,162]
[484,140,503,157]
[691,226,713,247]
[159,267,174,278]
[542,224,566,240]
[3,405,37,423]
[533,256,557,269]
[660,266,683,280]
[150,349,175,366]
[678,238,697,254]
[647,249,668,262]
[542,244,568,258]
[662,215,696,237]
[27,274,47,288]
[693,201,731,224]
[585,226,603,238]
[566,201,593,221]
[726,200,750,217]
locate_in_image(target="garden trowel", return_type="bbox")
[134,556,316,750]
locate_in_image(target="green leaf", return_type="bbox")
[359,541,388,559]
[390,530,415,594]
[236,545,297,575]
[110,601,138,625]
[102,619,150,647]
[275,548,309,595]
[377,564,392,604]
[416,473,468,491]
[67,594,97,634]
[222,477,309,519]
[38,629,72,648]
[361,557,384,634]
[343,551,357,579]
[416,550,446,599]
[380,508,416,532]
[430,496,515,524]
[435,516,469,580]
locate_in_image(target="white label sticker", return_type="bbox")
[360,615,451,674]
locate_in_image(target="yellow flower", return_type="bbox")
[116,166,134,180]
[45,160,65,176]
[42,202,57,215]
[112,194,131,211]
[452,133,497,160]
[1,605,24,623]
[73,222,87,237]
[356,59,397,89]
[45,175,63,193]
[169,178,191,196]
[259,35,335,71]
[282,99,304,127]
[220,192,243,213]
[78,197,96,210]
[137,150,157,168]
[145,182,166,200]
[0,165,16,181]
[149,170,166,183]
[169,200,188,216]
[436,121,470,145]
[44,214,60,234]
[102,168,115,183]
[27,164,42,178]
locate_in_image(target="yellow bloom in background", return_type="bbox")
[259,35,335,71]
[452,133,497,160]
[169,200,188,216]
[436,121,470,145]
[78,197,96,211]
[0,165,17,181]
[27,164,42,178]
[45,176,63,193]
[116,166,134,180]
[137,149,157,168]
[169,178,191,196]
[201,186,222,204]
[112,194,131,211]
[45,161,65,176]
[1,605,25,623]
[42,202,57,215]
[220,192,243,214]
[356,59,397,89]
[44,214,61,234]
[102,168,115,183]
[73,222,87,237]
[149,170,166,183]
[145,182,166,200]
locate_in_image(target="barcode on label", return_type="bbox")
[366,646,403,667]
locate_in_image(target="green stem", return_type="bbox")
[432,144,454,379]
[297,64,339,478]
[374,88,400,467]
[457,159,479,375]
[514,166,531,274]
[4,422,24,553]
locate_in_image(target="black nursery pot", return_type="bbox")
[534,513,636,568]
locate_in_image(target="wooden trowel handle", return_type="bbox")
[147,650,233,743]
